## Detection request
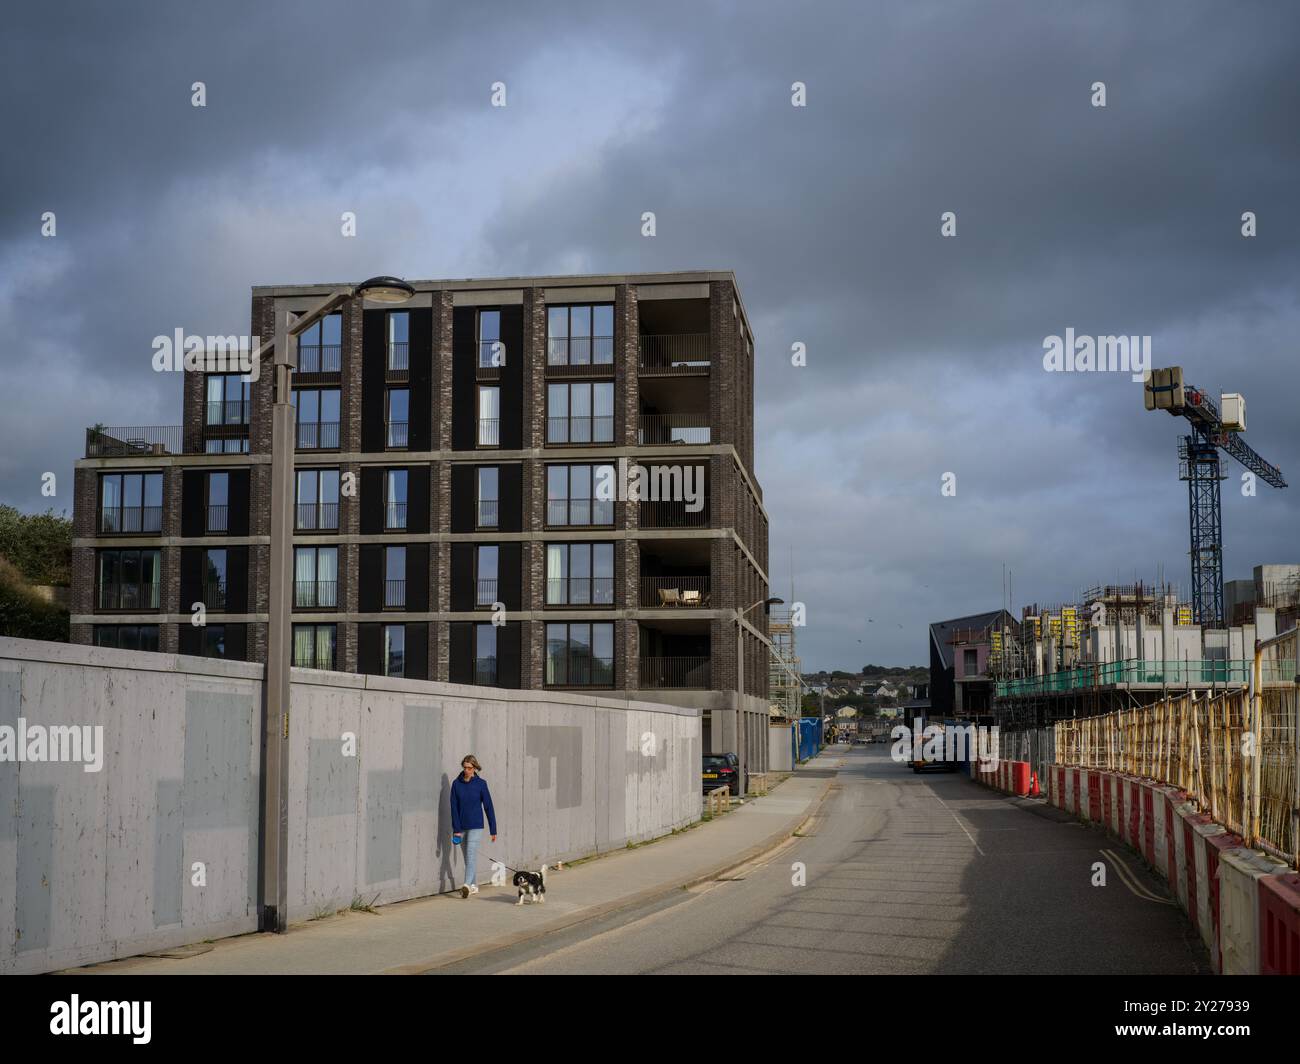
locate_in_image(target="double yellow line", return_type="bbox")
[1099,848,1175,905]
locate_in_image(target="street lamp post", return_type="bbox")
[259,275,414,933]
[735,596,783,797]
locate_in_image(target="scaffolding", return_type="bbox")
[768,607,802,719]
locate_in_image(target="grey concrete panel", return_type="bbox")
[183,691,255,830]
[365,769,402,884]
[401,703,439,812]
[153,780,183,927]
[16,784,54,953]
[526,724,583,809]
[308,737,359,818]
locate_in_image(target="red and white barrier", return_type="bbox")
[1218,848,1291,975]
[1259,873,1300,975]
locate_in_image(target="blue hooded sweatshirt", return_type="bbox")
[450,774,497,835]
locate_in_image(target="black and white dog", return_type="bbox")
[513,864,547,905]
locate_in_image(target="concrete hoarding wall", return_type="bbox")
[285,669,701,922]
[0,639,263,975]
[0,638,701,973]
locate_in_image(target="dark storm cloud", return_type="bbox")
[1,0,1297,669]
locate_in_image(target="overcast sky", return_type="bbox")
[2,1,1297,670]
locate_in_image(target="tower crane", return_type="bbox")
[1144,367,1286,628]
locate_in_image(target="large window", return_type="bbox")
[200,625,227,659]
[546,543,614,605]
[206,471,229,533]
[205,374,250,425]
[99,472,163,533]
[547,304,614,366]
[384,624,405,677]
[475,545,498,607]
[477,386,499,446]
[386,389,409,448]
[203,549,227,610]
[474,623,497,685]
[478,309,502,368]
[387,311,409,371]
[546,622,614,686]
[298,313,342,373]
[295,468,340,530]
[547,382,614,443]
[476,467,498,528]
[294,546,338,607]
[292,624,336,669]
[385,546,406,609]
[293,389,341,449]
[94,625,160,651]
[385,468,408,530]
[97,549,161,610]
[546,463,614,526]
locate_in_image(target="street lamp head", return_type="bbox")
[765,597,784,610]
[355,276,415,304]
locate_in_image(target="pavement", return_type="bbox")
[65,757,835,976]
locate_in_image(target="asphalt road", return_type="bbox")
[435,745,1210,975]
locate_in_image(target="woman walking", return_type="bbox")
[450,754,497,898]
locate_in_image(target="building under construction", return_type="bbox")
[990,577,1296,727]
[768,605,802,719]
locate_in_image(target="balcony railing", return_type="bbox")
[85,426,182,458]
[547,416,615,445]
[476,579,498,607]
[100,506,163,534]
[295,502,339,531]
[639,656,710,689]
[205,400,250,426]
[638,334,710,374]
[478,339,505,369]
[387,342,409,372]
[203,581,226,610]
[547,335,615,367]
[640,576,710,608]
[98,583,161,611]
[384,579,406,609]
[386,421,409,448]
[297,421,340,450]
[637,415,711,445]
[206,505,228,533]
[294,580,337,608]
[385,502,407,530]
[476,499,499,527]
[298,344,341,374]
[475,660,498,686]
[639,499,709,528]
[477,419,499,446]
[546,500,614,527]
[546,577,615,606]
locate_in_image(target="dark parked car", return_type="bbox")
[702,752,741,794]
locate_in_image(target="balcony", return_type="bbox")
[297,421,340,450]
[205,400,250,426]
[476,579,498,607]
[639,334,710,375]
[476,499,499,528]
[639,499,709,529]
[546,335,615,373]
[384,579,406,609]
[295,502,339,531]
[639,656,710,689]
[206,505,228,533]
[294,580,337,609]
[547,416,615,445]
[477,340,504,378]
[100,506,163,534]
[640,576,710,608]
[637,415,710,446]
[386,421,409,449]
[385,502,407,530]
[297,344,341,375]
[98,583,161,611]
[387,342,409,374]
[477,419,499,447]
[203,581,226,611]
[85,426,182,458]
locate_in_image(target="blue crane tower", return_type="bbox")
[1144,367,1286,628]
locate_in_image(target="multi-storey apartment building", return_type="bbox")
[71,271,770,763]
